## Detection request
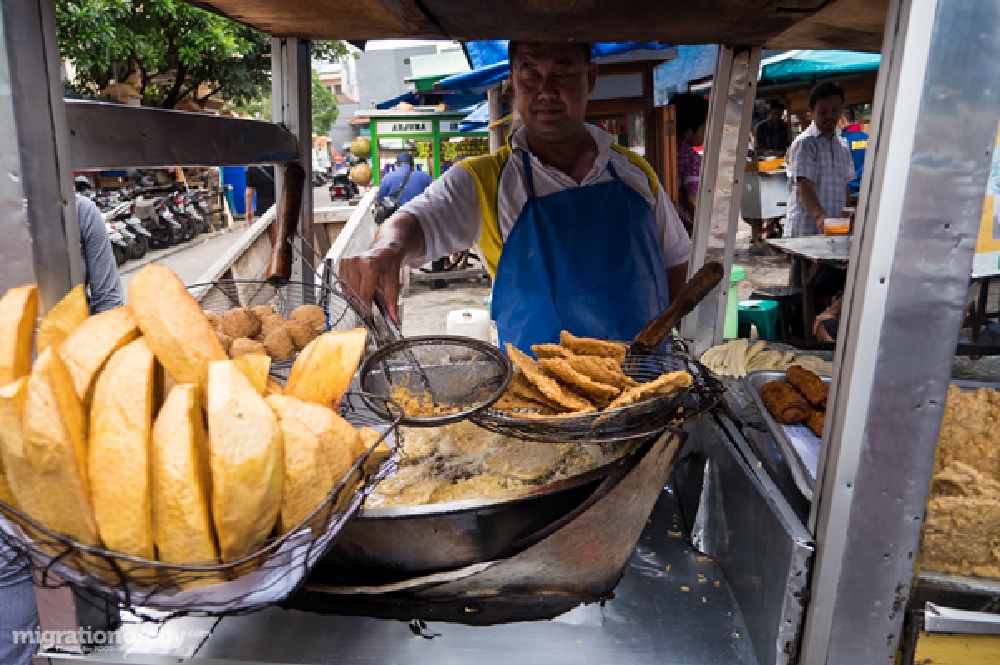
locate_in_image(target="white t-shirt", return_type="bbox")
[402,124,691,270]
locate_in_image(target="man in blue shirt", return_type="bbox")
[839,110,868,198]
[377,152,433,209]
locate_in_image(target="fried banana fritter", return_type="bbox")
[562,353,638,390]
[785,364,828,409]
[506,343,595,413]
[507,371,567,413]
[538,357,620,403]
[606,370,693,410]
[559,330,627,363]
[531,343,574,360]
[492,393,560,415]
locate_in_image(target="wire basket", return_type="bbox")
[358,336,513,426]
[470,349,725,444]
[0,392,401,621]
[188,278,385,379]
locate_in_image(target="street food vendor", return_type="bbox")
[340,41,691,353]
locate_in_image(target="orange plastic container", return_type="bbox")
[823,218,851,236]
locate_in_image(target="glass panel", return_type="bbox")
[377,138,434,180]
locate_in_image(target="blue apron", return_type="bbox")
[491,151,671,354]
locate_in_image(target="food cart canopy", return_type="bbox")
[652,45,720,92]
[436,42,673,96]
[458,102,489,132]
[759,49,882,83]
[186,0,889,51]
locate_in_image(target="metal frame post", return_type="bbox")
[272,37,313,281]
[488,84,504,153]
[799,0,1000,662]
[0,0,81,306]
[681,46,761,353]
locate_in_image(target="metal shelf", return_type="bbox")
[65,100,299,169]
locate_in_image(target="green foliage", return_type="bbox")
[56,0,348,112]
[311,69,338,135]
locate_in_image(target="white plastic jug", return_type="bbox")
[446,308,492,343]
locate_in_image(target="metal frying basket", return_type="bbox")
[471,349,724,443]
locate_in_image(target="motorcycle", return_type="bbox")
[180,191,208,234]
[329,166,359,201]
[104,201,150,259]
[106,223,128,267]
[154,197,188,244]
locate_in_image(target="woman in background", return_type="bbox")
[670,93,710,235]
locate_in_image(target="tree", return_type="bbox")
[56,0,350,110]
[311,69,338,134]
[231,69,339,134]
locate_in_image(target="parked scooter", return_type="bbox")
[329,165,359,201]
[106,222,128,267]
[104,201,150,259]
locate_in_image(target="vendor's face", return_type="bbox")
[811,95,844,135]
[768,108,783,124]
[511,43,597,143]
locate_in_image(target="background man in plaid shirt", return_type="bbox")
[784,82,856,237]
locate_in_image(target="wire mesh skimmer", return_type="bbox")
[358,336,513,427]
[470,346,724,444]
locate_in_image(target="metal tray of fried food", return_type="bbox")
[744,369,830,501]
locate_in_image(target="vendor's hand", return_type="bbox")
[339,244,405,325]
[815,212,829,229]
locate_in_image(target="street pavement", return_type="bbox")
[119,186,340,299]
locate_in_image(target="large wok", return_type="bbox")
[313,439,650,586]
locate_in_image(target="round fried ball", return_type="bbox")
[284,319,318,350]
[251,304,275,319]
[216,331,233,354]
[259,313,287,339]
[263,328,296,362]
[204,310,220,331]
[230,337,267,358]
[220,307,262,339]
[289,304,326,333]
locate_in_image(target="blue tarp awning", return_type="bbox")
[759,50,881,83]
[458,102,489,132]
[652,45,719,92]
[440,41,674,97]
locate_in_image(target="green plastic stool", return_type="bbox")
[737,299,785,340]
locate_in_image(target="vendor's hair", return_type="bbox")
[809,82,845,109]
[768,99,786,111]
[670,93,710,139]
[508,41,592,65]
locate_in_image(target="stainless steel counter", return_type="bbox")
[37,486,759,665]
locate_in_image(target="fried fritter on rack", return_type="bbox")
[785,364,828,409]
[538,357,620,405]
[562,353,638,390]
[606,370,693,411]
[531,343,574,360]
[559,330,627,363]
[507,371,566,413]
[506,344,595,413]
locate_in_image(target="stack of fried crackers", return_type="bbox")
[494,331,693,418]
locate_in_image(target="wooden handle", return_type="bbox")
[267,162,306,284]
[631,262,725,349]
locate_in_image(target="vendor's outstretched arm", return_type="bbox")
[339,211,426,324]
